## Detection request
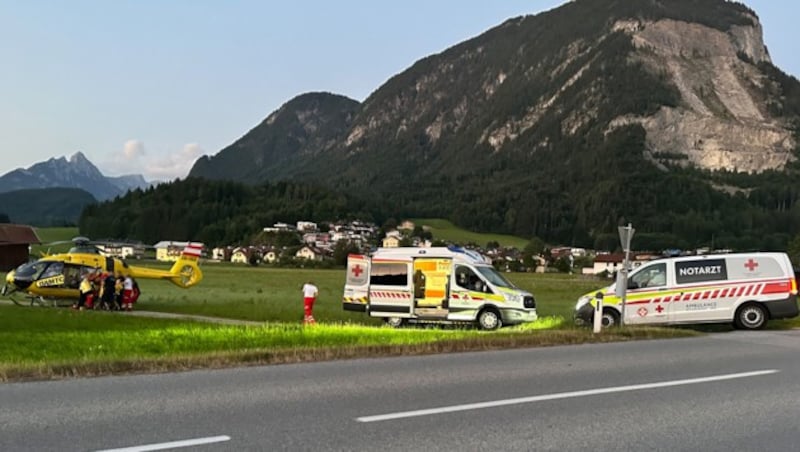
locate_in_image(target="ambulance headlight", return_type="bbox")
[575,295,591,311]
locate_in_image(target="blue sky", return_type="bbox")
[1,0,797,181]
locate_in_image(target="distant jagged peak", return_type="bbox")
[69,151,89,164]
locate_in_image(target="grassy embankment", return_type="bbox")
[0,264,699,381]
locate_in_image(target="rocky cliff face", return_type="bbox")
[334,2,797,182]
[609,16,795,173]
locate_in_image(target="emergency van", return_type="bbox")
[343,246,537,330]
[574,252,798,330]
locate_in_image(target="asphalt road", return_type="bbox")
[2,329,800,451]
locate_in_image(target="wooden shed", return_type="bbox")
[0,224,41,271]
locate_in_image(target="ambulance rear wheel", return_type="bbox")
[601,308,620,328]
[477,308,502,331]
[734,303,767,330]
[384,317,405,328]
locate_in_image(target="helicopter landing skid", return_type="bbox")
[8,293,58,307]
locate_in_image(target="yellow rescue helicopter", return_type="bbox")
[1,237,203,306]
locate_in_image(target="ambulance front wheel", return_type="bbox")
[600,308,620,328]
[477,308,502,330]
[734,303,768,330]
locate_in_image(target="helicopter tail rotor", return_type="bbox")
[168,243,204,288]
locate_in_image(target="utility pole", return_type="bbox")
[617,223,635,326]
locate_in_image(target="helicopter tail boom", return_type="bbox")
[167,243,204,288]
[126,243,204,288]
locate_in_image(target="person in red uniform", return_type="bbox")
[301,281,319,324]
[122,275,134,311]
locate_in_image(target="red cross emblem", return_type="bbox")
[352,264,363,277]
[744,259,758,272]
[655,304,664,314]
[637,307,648,317]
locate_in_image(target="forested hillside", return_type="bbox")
[78,178,371,245]
[101,0,800,251]
[0,188,96,227]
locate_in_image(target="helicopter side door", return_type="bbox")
[63,264,83,289]
[32,262,92,298]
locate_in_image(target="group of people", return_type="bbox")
[74,269,140,312]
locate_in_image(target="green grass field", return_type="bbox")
[411,218,530,249]
[3,225,794,381]
[133,263,603,323]
[2,262,701,380]
[31,226,79,255]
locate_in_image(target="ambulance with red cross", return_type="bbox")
[343,246,537,330]
[574,252,799,329]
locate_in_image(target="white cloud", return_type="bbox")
[100,140,206,181]
[100,139,148,177]
[122,140,146,160]
[144,143,205,181]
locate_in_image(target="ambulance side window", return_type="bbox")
[630,263,667,289]
[455,265,490,293]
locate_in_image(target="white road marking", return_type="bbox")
[357,369,778,423]
[96,435,231,451]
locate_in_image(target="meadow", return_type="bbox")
[4,224,791,381]
[0,262,702,381]
[135,262,603,323]
[410,218,530,249]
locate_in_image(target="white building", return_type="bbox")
[296,221,317,232]
[263,222,294,233]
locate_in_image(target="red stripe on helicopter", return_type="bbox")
[182,243,204,257]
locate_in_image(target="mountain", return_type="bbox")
[191,92,361,182]
[0,152,150,201]
[0,187,96,226]
[175,0,799,248]
[107,174,150,193]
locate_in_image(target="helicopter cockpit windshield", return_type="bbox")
[14,261,46,280]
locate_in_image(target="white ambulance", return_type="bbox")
[343,246,537,330]
[574,252,799,330]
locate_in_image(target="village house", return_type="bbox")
[584,253,647,276]
[211,247,230,261]
[296,221,317,232]
[262,222,294,233]
[382,235,401,248]
[263,249,279,263]
[96,242,145,260]
[398,220,415,231]
[295,245,324,261]
[153,241,189,262]
[230,247,252,264]
[0,224,40,271]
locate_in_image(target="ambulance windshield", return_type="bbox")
[476,266,518,289]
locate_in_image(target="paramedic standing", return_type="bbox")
[302,281,319,324]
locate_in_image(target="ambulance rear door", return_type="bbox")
[343,254,370,312]
[412,257,451,319]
